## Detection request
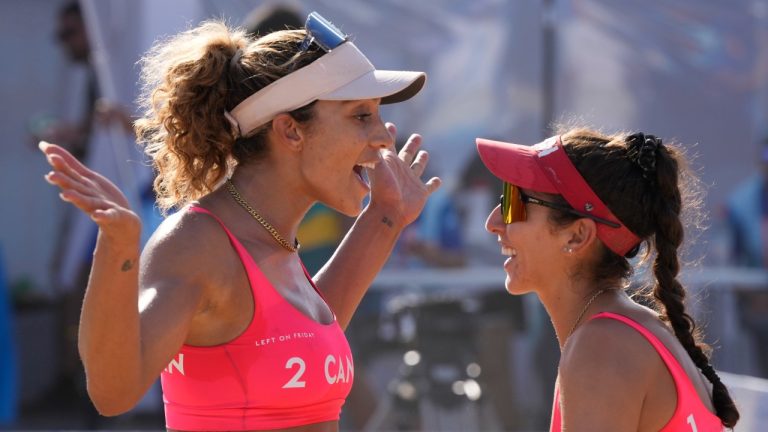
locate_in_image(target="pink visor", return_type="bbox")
[476,135,641,256]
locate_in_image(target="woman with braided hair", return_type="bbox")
[39,12,438,431]
[477,128,739,431]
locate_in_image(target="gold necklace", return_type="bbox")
[566,288,608,342]
[225,179,300,253]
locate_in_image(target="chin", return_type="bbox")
[504,277,529,296]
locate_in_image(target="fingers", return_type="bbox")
[425,176,442,194]
[46,153,103,198]
[39,141,93,178]
[399,133,422,166]
[410,150,429,178]
[58,188,114,215]
[384,122,398,152]
[45,169,96,198]
[91,208,126,224]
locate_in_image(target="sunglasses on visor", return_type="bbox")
[300,12,349,52]
[499,182,621,228]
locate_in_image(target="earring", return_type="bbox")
[563,246,573,254]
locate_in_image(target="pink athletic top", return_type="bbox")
[161,206,354,431]
[549,312,724,432]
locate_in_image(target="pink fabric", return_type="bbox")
[550,312,723,431]
[161,206,353,431]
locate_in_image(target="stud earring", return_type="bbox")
[563,246,573,254]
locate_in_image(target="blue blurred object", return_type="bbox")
[0,245,18,424]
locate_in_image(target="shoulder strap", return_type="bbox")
[188,205,277,304]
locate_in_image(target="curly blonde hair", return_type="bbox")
[135,20,324,213]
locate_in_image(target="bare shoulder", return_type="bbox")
[561,315,659,386]
[558,315,663,430]
[140,206,234,296]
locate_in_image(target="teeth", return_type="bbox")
[358,162,377,170]
[501,247,517,257]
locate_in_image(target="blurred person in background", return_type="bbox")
[722,137,768,378]
[478,129,739,430]
[40,12,437,432]
[35,1,134,157]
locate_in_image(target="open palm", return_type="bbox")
[40,141,141,243]
[368,123,441,227]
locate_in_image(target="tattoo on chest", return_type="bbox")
[121,259,135,272]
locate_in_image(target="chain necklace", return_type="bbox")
[566,288,608,342]
[225,179,300,253]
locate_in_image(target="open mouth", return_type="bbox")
[353,162,376,187]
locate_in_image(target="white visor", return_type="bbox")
[228,42,426,136]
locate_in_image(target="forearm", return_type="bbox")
[315,204,403,329]
[78,231,145,414]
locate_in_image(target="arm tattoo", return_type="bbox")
[121,259,135,272]
[381,216,394,228]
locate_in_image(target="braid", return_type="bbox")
[651,147,740,428]
[557,128,740,427]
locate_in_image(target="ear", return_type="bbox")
[561,218,598,255]
[270,113,304,151]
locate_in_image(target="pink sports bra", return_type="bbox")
[161,206,354,431]
[550,312,723,432]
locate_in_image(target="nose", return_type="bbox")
[486,204,505,235]
[371,117,393,149]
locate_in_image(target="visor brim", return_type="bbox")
[475,138,558,193]
[320,70,426,104]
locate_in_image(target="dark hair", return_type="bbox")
[244,6,304,37]
[58,1,81,18]
[135,21,324,213]
[548,128,739,428]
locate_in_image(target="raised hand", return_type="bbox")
[40,141,141,244]
[368,123,441,227]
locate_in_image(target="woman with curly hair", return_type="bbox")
[41,12,438,431]
[477,129,739,431]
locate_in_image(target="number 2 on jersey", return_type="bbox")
[282,357,307,388]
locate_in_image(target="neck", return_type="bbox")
[538,282,620,350]
[227,164,313,248]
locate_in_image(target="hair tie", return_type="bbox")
[627,132,661,180]
[230,48,244,68]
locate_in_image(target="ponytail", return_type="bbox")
[650,145,739,428]
[135,21,324,213]
[554,128,740,427]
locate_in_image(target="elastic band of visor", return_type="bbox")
[536,137,641,256]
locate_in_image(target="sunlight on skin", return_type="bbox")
[138,288,157,312]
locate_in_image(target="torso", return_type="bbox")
[184,201,333,348]
[160,199,351,431]
[551,298,722,432]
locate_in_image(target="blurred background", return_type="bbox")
[1,0,768,430]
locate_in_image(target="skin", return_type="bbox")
[485,190,717,432]
[41,98,440,432]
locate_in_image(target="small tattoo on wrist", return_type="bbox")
[121,259,135,272]
[381,216,394,228]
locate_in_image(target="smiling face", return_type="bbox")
[486,189,568,295]
[295,98,391,216]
